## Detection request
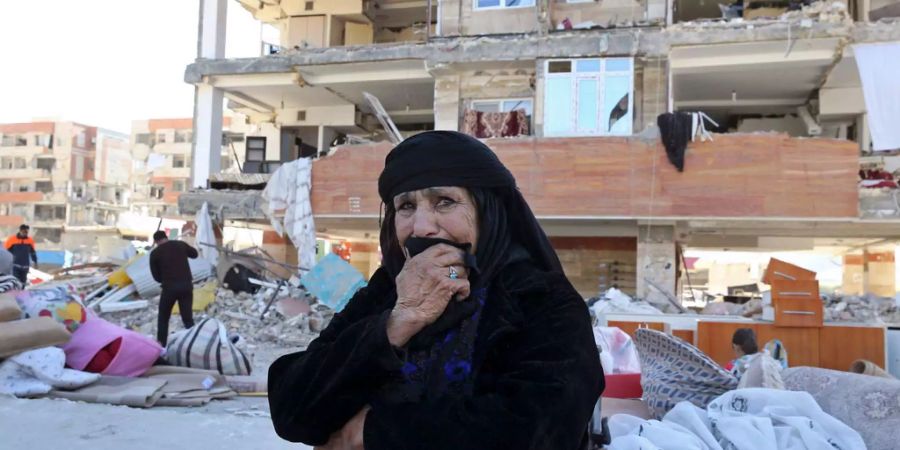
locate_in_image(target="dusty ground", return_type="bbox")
[0,395,311,450]
[0,343,309,450]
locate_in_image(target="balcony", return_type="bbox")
[0,168,44,179]
[308,133,858,219]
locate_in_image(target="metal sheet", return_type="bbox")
[125,253,214,299]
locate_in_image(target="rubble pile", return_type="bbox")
[103,284,335,349]
[822,293,900,324]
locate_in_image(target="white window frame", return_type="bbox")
[471,97,534,115]
[543,57,634,137]
[473,0,535,11]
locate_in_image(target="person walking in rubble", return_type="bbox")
[5,224,37,285]
[149,230,198,347]
[268,131,603,450]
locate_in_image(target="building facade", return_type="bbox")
[0,121,130,248]
[184,0,900,303]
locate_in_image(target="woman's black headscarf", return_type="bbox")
[375,131,562,402]
[377,130,561,285]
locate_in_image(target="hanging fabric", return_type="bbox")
[657,112,719,172]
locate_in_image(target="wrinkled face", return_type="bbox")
[393,186,479,254]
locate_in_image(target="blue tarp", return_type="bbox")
[36,250,73,268]
[300,253,366,313]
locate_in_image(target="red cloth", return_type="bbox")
[602,373,643,399]
[84,337,122,373]
[463,109,530,139]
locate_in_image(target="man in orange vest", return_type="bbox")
[4,224,37,284]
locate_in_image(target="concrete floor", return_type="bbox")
[0,395,312,450]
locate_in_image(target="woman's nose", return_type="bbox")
[412,209,440,237]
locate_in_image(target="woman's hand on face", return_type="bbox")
[387,243,470,347]
[315,406,369,450]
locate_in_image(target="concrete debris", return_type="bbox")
[102,284,334,350]
[588,288,666,317]
[701,298,764,317]
[822,293,900,324]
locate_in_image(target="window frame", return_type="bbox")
[172,154,186,168]
[473,0,535,11]
[246,136,267,162]
[543,57,634,138]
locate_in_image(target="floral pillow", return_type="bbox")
[16,286,88,333]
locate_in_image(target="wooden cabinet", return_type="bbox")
[756,324,820,367]
[696,320,886,371]
[819,325,886,371]
[696,321,756,367]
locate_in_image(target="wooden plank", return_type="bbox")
[756,324,820,368]
[696,321,756,368]
[818,326,886,371]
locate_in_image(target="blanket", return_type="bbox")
[0,347,100,397]
[608,388,866,450]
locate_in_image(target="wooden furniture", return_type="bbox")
[771,280,823,328]
[696,320,885,370]
[696,321,753,366]
[762,258,816,285]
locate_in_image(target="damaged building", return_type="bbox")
[179,0,900,309]
[0,121,131,251]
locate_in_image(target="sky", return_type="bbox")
[0,1,263,133]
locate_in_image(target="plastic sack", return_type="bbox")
[593,326,641,375]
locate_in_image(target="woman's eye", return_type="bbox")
[398,202,414,211]
[436,197,456,208]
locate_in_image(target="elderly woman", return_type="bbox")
[269,131,603,449]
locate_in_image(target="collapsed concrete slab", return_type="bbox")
[178,190,267,219]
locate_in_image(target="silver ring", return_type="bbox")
[448,266,459,279]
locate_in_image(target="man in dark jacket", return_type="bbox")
[149,230,198,346]
[4,224,37,284]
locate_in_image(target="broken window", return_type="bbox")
[18,184,29,193]
[158,133,167,144]
[172,180,186,192]
[15,136,27,146]
[475,0,535,9]
[543,58,633,137]
[13,157,27,169]
[35,181,53,193]
[150,186,165,199]
[174,131,192,143]
[246,136,267,161]
[136,133,154,145]
[36,158,55,171]
[173,155,186,168]
[468,98,535,137]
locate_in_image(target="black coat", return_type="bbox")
[268,260,604,449]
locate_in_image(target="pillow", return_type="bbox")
[15,287,87,333]
[633,328,738,418]
[737,353,785,389]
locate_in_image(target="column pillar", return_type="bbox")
[191,0,227,189]
[637,225,679,312]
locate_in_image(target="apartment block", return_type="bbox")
[0,121,129,247]
[182,0,900,301]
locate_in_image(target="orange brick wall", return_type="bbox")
[312,134,859,219]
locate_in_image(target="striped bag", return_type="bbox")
[165,318,252,376]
